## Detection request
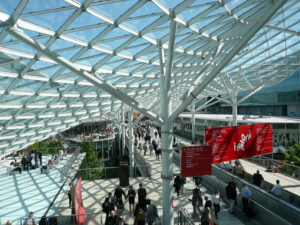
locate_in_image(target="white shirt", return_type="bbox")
[271,184,283,197]
[10,164,15,170]
[212,194,221,204]
[241,186,252,198]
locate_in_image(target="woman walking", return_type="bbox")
[127,185,136,215]
[212,189,222,221]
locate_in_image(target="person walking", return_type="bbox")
[102,193,115,218]
[241,183,251,214]
[200,207,212,225]
[138,183,147,211]
[253,170,264,187]
[145,200,158,225]
[114,184,126,203]
[191,186,202,217]
[143,143,147,156]
[149,143,153,156]
[270,180,284,197]
[24,212,37,225]
[138,143,143,153]
[225,178,238,214]
[134,209,146,225]
[127,185,136,215]
[68,182,72,208]
[174,175,181,198]
[38,150,42,166]
[204,196,212,210]
[212,189,222,220]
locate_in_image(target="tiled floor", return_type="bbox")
[0,155,73,224]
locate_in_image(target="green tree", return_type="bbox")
[78,138,103,179]
[278,143,300,177]
[284,143,300,167]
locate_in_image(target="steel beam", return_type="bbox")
[121,103,125,155]
[5,26,164,124]
[164,19,177,91]
[128,107,134,177]
[169,0,287,123]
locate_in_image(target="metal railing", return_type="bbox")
[247,156,300,180]
[134,148,151,177]
[20,213,104,225]
[177,207,194,225]
[59,147,81,182]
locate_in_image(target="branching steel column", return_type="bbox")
[168,0,287,123]
[232,103,237,126]
[128,108,134,177]
[159,21,175,225]
[164,18,177,91]
[192,99,196,143]
[5,26,164,125]
[160,74,173,225]
[117,110,121,153]
[121,103,125,156]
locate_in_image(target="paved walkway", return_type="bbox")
[0,154,75,224]
[55,134,250,225]
[239,159,300,196]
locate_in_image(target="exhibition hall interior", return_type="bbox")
[0,0,299,225]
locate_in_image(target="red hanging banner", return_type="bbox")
[205,123,273,164]
[181,145,212,177]
[74,178,86,225]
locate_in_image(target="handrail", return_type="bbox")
[177,207,194,225]
[20,212,104,225]
[134,148,151,177]
[257,155,300,170]
[247,156,300,180]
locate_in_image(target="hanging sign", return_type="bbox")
[205,123,273,164]
[181,145,212,177]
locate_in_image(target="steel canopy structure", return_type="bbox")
[0,1,299,223]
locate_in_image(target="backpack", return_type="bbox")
[102,200,110,213]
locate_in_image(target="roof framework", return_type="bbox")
[0,0,299,156]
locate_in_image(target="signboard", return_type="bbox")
[74,178,86,225]
[181,145,212,177]
[205,123,273,164]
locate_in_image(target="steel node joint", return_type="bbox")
[160,148,173,153]
[161,173,173,180]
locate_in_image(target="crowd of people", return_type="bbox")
[134,128,161,160]
[102,183,160,225]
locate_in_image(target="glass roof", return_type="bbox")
[0,0,299,156]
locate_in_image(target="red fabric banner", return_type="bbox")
[74,178,86,225]
[181,145,212,177]
[205,123,273,164]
